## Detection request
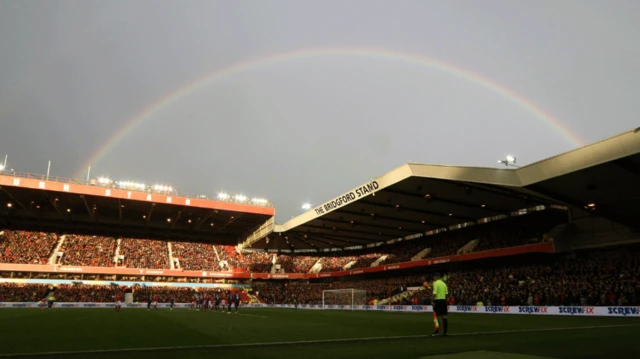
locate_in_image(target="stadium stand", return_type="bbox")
[0,216,559,273]
[0,282,249,304]
[276,255,318,273]
[119,238,170,269]
[0,230,59,265]
[0,129,638,313]
[253,245,640,306]
[59,235,117,267]
[170,242,219,271]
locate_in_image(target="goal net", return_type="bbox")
[322,289,367,310]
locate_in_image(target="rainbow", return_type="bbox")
[73,47,585,178]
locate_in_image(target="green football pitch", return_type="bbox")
[0,308,638,359]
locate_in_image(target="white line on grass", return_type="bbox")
[211,311,268,319]
[1,324,637,357]
[235,313,268,319]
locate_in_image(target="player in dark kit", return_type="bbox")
[170,296,175,310]
[147,294,152,311]
[234,292,241,313]
[226,291,232,312]
[214,293,221,311]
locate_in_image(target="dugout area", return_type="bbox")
[0,308,638,359]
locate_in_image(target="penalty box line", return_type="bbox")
[1,324,638,357]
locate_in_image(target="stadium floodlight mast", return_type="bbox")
[302,203,311,210]
[98,177,111,185]
[498,155,520,168]
[217,192,230,200]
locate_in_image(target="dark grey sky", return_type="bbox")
[1,0,638,222]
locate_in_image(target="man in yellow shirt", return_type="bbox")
[432,273,448,336]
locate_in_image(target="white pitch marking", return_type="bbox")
[235,313,268,319]
[1,324,637,357]
[211,311,268,319]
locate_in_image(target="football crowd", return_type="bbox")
[0,211,555,275]
[0,245,638,307]
[0,282,245,304]
[253,246,640,307]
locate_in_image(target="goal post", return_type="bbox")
[322,289,367,310]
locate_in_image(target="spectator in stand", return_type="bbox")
[255,246,640,306]
[0,230,59,265]
[119,238,169,269]
[277,255,318,273]
[171,242,218,271]
[60,235,117,267]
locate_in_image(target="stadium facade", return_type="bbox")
[0,129,639,283]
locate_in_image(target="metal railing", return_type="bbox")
[0,170,274,208]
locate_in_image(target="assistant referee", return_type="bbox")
[432,273,449,336]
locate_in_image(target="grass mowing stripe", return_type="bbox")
[1,323,637,358]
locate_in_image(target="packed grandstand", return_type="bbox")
[0,129,639,313]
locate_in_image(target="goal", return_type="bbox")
[322,289,367,310]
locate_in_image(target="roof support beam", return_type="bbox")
[195,210,217,231]
[338,209,444,228]
[317,217,424,234]
[287,232,323,250]
[383,187,508,214]
[612,158,640,178]
[358,200,475,222]
[217,214,241,231]
[118,199,123,224]
[290,232,348,250]
[145,203,156,226]
[169,209,184,231]
[80,195,94,221]
[0,187,29,212]
[299,224,390,242]
[45,192,63,216]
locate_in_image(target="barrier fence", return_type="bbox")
[2,302,639,317]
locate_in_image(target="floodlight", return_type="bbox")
[0,164,4,171]
[498,155,519,168]
[234,195,247,202]
[252,198,268,204]
[7,203,12,208]
[98,177,111,184]
[218,192,230,200]
[302,203,311,210]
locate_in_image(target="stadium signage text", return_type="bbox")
[558,306,595,315]
[5,303,640,317]
[314,181,379,215]
[456,305,478,312]
[607,307,640,316]
[518,306,548,314]
[485,306,510,313]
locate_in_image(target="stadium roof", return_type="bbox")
[246,128,640,251]
[0,175,274,244]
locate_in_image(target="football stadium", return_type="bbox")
[0,129,639,358]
